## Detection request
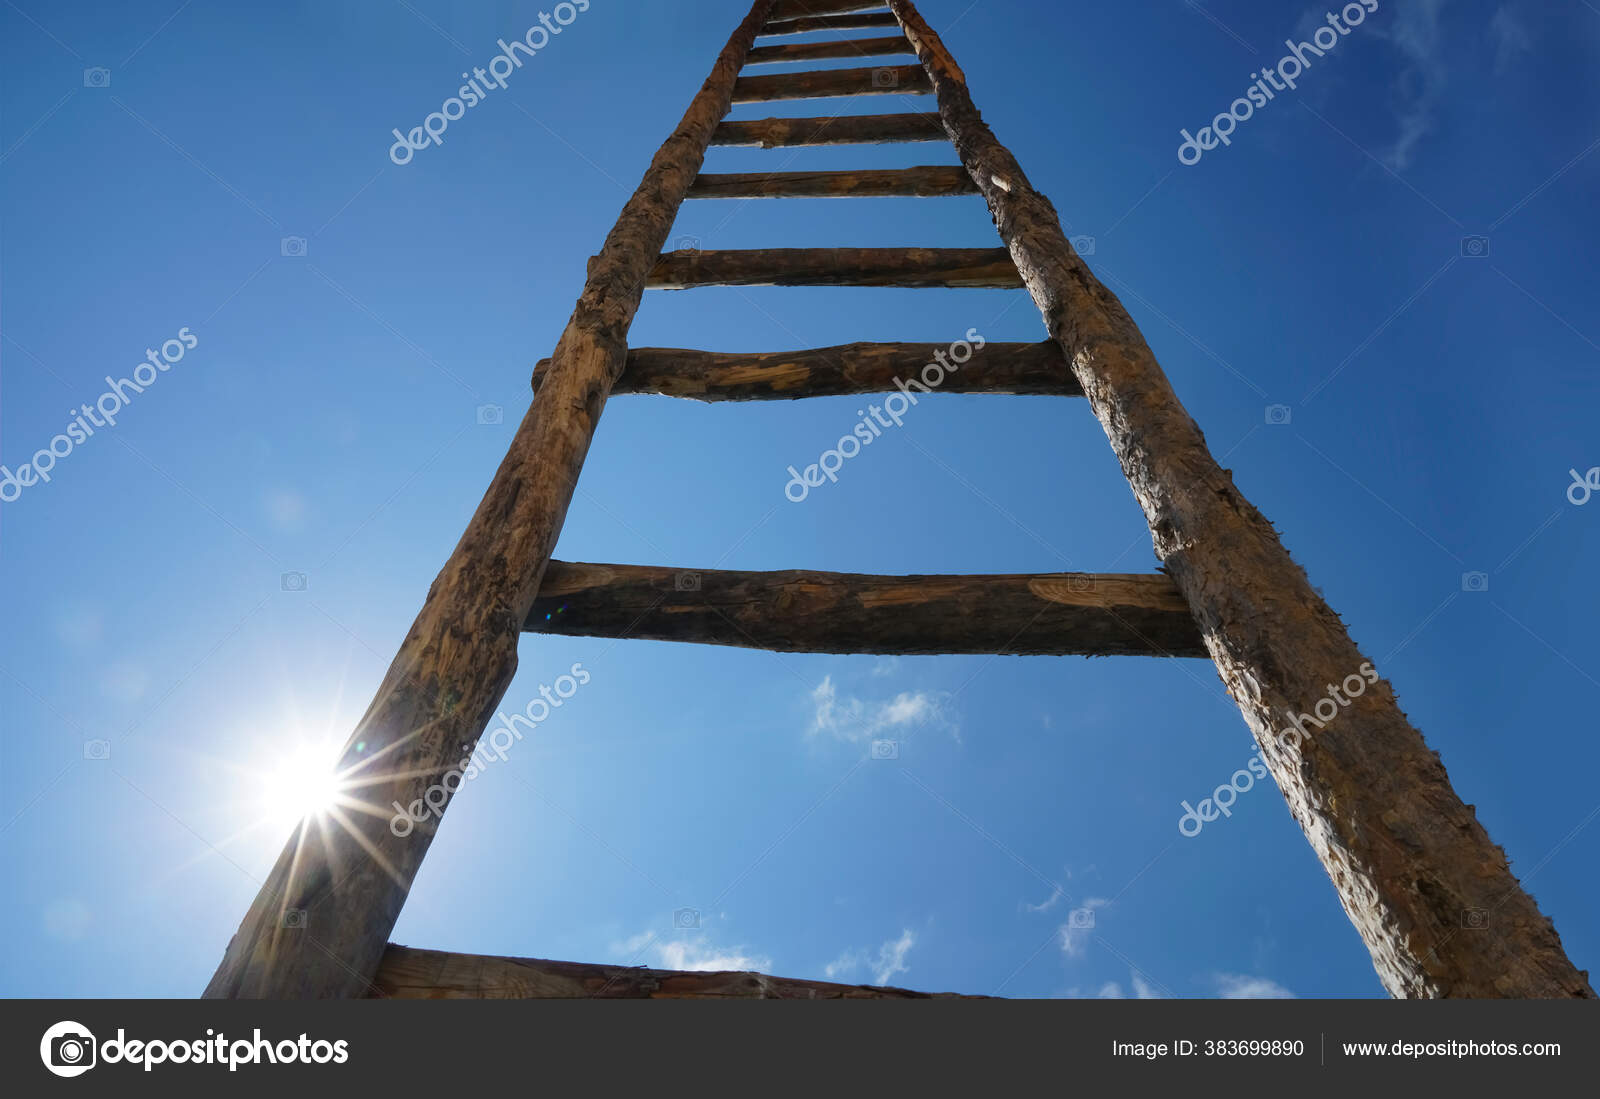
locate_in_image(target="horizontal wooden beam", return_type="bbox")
[533,341,1081,401]
[761,11,899,35]
[373,944,970,999]
[711,112,946,148]
[688,165,977,199]
[526,561,1206,658]
[733,64,930,103]
[768,0,886,21]
[745,36,910,65]
[646,247,1022,289]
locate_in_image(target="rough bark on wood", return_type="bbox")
[688,165,977,199]
[712,112,946,148]
[647,247,1021,289]
[526,561,1205,658]
[201,0,782,1001]
[746,35,910,65]
[373,944,974,999]
[532,341,1081,401]
[733,64,930,103]
[890,0,1595,999]
[761,11,899,35]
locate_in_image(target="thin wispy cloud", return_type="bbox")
[615,931,771,974]
[1487,6,1532,74]
[1214,972,1296,999]
[1024,885,1065,914]
[809,676,957,743]
[824,929,917,986]
[1378,0,1452,170]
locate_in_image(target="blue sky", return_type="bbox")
[2,0,1597,1000]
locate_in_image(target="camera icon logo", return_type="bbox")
[675,571,702,592]
[281,236,308,257]
[83,739,111,761]
[1067,907,1096,930]
[1265,404,1293,425]
[1460,235,1490,259]
[1066,575,1095,593]
[477,403,504,425]
[281,571,308,592]
[40,1021,97,1078]
[1461,571,1489,593]
[282,908,308,929]
[1461,907,1489,929]
[1071,235,1097,257]
[673,907,700,930]
[83,67,111,88]
[870,738,899,760]
[872,67,899,89]
[675,235,702,253]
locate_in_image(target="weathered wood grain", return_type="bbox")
[733,64,930,103]
[532,341,1081,400]
[889,0,1595,999]
[761,11,899,35]
[712,112,946,148]
[647,247,1022,289]
[745,35,910,65]
[373,944,974,999]
[688,165,977,199]
[526,561,1207,658]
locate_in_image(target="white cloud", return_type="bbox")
[1379,0,1452,170]
[1214,973,1296,999]
[824,929,917,986]
[870,657,900,678]
[657,940,772,973]
[1487,6,1531,74]
[1058,897,1110,958]
[809,676,955,743]
[1072,969,1161,999]
[1024,885,1065,914]
[613,930,770,974]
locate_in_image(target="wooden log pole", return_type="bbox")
[732,65,930,103]
[688,165,978,199]
[373,944,975,999]
[887,0,1594,998]
[532,341,1081,401]
[647,246,1021,289]
[525,561,1207,658]
[711,112,947,148]
[202,0,781,1000]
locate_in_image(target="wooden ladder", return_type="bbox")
[205,0,1593,1000]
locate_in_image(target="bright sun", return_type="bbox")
[258,743,346,830]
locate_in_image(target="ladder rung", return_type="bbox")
[688,166,976,199]
[762,11,899,36]
[732,65,930,103]
[526,562,1205,658]
[712,112,946,148]
[767,0,887,23]
[646,247,1022,289]
[533,341,1080,400]
[373,944,968,1000]
[745,35,910,66]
